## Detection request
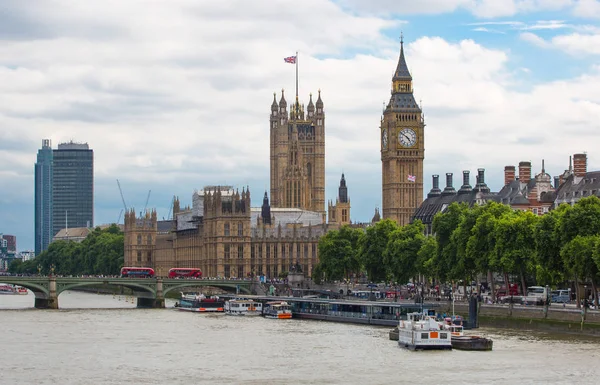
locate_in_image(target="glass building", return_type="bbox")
[34,139,53,255]
[52,142,94,238]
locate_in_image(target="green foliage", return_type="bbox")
[494,210,539,291]
[9,225,124,276]
[384,221,426,283]
[561,235,600,283]
[314,225,363,282]
[357,219,398,282]
[534,205,569,285]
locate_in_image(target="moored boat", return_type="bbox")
[0,284,16,295]
[176,293,224,312]
[397,312,452,350]
[224,299,263,316]
[263,301,292,319]
[440,316,493,351]
[15,286,28,295]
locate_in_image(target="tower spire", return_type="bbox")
[393,34,412,81]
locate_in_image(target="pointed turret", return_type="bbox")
[338,173,348,203]
[393,35,412,81]
[279,89,287,110]
[307,93,314,115]
[316,89,323,110]
[271,92,278,113]
[261,191,271,226]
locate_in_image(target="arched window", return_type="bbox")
[147,235,152,245]
[307,163,312,178]
[137,235,142,245]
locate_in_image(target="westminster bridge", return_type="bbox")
[0,276,255,309]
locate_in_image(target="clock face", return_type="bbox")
[398,128,417,147]
[382,129,388,149]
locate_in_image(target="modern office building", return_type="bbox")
[52,142,94,238]
[34,139,53,255]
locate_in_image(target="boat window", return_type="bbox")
[440,333,448,339]
[421,333,429,339]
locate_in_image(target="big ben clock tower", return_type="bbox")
[381,37,425,226]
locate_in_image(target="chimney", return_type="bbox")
[459,170,472,193]
[518,161,532,184]
[442,173,456,195]
[504,165,516,186]
[478,168,486,185]
[427,175,442,198]
[573,153,587,178]
[554,176,560,189]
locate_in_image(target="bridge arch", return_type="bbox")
[56,281,156,297]
[162,281,252,298]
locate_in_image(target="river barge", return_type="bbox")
[220,295,440,326]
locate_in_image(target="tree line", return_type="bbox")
[313,196,600,305]
[9,225,124,276]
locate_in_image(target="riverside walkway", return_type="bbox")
[0,276,255,309]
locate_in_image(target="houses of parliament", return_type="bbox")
[124,41,424,278]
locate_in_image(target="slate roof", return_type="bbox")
[554,171,600,205]
[250,207,322,229]
[393,42,412,81]
[389,93,421,112]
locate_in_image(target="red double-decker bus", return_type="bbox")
[120,267,155,278]
[168,268,202,279]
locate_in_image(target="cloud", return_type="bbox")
[1,0,600,250]
[573,0,600,18]
[520,31,600,54]
[520,31,552,46]
[339,0,575,17]
[472,27,507,33]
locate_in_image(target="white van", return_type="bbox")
[524,286,550,305]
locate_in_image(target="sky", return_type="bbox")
[1,0,600,251]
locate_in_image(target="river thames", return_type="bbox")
[1,291,599,385]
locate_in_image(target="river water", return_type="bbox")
[1,291,599,385]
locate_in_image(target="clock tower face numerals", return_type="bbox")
[398,128,417,148]
[382,129,388,149]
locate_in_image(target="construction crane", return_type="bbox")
[116,179,128,211]
[141,190,152,227]
[143,190,151,213]
[167,195,175,220]
[116,179,128,224]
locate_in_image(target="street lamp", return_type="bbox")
[50,264,55,277]
[37,264,42,276]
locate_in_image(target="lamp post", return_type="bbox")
[37,264,42,276]
[50,264,55,277]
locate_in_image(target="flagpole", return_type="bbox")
[295,51,299,111]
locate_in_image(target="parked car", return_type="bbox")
[551,289,570,304]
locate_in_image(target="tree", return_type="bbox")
[494,210,539,296]
[561,235,600,306]
[416,236,438,279]
[358,219,398,282]
[466,202,512,297]
[384,221,426,284]
[535,204,569,285]
[432,203,469,282]
[559,196,600,306]
[315,226,363,283]
[10,225,125,276]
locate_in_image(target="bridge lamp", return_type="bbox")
[37,264,42,276]
[50,264,55,277]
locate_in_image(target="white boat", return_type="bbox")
[224,299,263,316]
[0,284,16,295]
[176,293,224,312]
[397,312,452,350]
[263,301,292,319]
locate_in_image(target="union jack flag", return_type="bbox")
[284,56,297,64]
[407,174,416,182]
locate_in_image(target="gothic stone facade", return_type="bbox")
[381,39,425,226]
[270,90,325,215]
[124,187,329,279]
